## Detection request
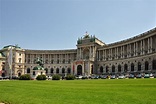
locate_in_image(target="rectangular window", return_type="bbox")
[19,58,21,63]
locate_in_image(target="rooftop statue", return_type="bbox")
[83,32,90,39]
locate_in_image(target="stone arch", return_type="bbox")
[67,68,71,74]
[45,68,48,74]
[106,66,109,73]
[118,64,121,72]
[62,68,65,73]
[153,60,156,70]
[27,68,30,73]
[77,65,82,75]
[131,63,134,72]
[145,61,149,70]
[138,62,141,71]
[17,70,22,77]
[56,68,59,74]
[100,66,103,74]
[50,68,54,73]
[124,64,128,72]
[112,65,115,73]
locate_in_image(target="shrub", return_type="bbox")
[66,74,75,80]
[19,74,31,80]
[36,75,47,80]
[52,74,60,80]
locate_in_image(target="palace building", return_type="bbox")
[0,27,156,78]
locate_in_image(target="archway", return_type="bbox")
[2,73,5,77]
[145,61,149,70]
[112,65,115,73]
[138,62,141,71]
[27,68,30,73]
[67,68,71,74]
[153,60,156,70]
[100,66,103,74]
[131,63,134,71]
[91,65,93,74]
[118,65,121,72]
[56,68,59,74]
[77,65,82,75]
[106,66,109,73]
[50,68,53,73]
[62,68,65,73]
[124,64,128,72]
[18,73,21,77]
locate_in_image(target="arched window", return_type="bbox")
[62,68,65,73]
[131,63,134,71]
[56,68,59,73]
[124,64,128,72]
[145,61,149,70]
[50,68,53,73]
[27,68,30,73]
[112,65,115,73]
[118,65,121,72]
[106,66,109,73]
[138,62,141,71]
[153,60,156,70]
[45,68,48,74]
[67,68,71,74]
[100,66,103,73]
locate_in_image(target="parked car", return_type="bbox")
[101,75,108,79]
[136,74,142,78]
[129,74,135,78]
[110,75,116,79]
[149,73,154,78]
[144,74,150,78]
[118,75,125,79]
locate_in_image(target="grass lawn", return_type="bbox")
[0,79,156,104]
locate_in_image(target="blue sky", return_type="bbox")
[0,0,156,50]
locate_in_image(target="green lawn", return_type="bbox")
[0,79,156,104]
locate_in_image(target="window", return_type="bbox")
[100,66,103,73]
[62,68,65,73]
[27,68,30,73]
[50,68,53,73]
[33,71,35,75]
[56,68,59,73]
[19,53,21,56]
[67,68,71,74]
[131,63,134,71]
[19,58,21,63]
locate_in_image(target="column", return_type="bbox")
[148,38,150,53]
[136,42,138,56]
[150,37,153,53]
[123,46,125,58]
[117,47,118,59]
[140,40,142,55]
[127,44,129,57]
[134,43,136,56]
[142,40,145,55]
[105,49,106,60]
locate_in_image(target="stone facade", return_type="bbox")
[0,28,156,77]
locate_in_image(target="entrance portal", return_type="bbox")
[77,65,82,75]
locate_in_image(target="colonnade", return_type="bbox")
[97,37,153,61]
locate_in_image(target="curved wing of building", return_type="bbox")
[0,28,156,77]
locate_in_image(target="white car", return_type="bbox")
[118,75,125,79]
